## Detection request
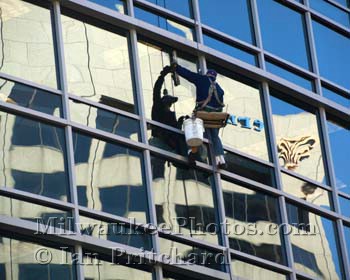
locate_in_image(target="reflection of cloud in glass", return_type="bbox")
[167,19,193,40]
[115,4,124,13]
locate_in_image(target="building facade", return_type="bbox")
[0,0,349,279]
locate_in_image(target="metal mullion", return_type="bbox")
[191,0,204,44]
[321,77,350,96]
[0,187,75,211]
[249,0,265,69]
[261,82,296,280]
[295,270,320,280]
[310,9,350,36]
[0,72,63,96]
[343,216,350,225]
[52,2,84,279]
[339,191,350,200]
[327,0,350,12]
[133,0,195,26]
[230,249,293,274]
[128,23,162,279]
[318,107,350,279]
[68,94,141,120]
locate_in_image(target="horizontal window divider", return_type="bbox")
[222,145,274,168]
[0,187,75,211]
[338,191,350,200]
[68,94,140,120]
[280,167,333,192]
[327,0,350,12]
[284,192,342,220]
[264,51,318,79]
[201,24,261,54]
[310,8,350,37]
[133,0,195,26]
[0,72,63,96]
[343,216,350,225]
[220,169,283,197]
[295,270,321,280]
[276,0,308,13]
[321,78,350,96]
[230,249,293,274]
[0,101,68,126]
[60,1,350,123]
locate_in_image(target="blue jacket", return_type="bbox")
[176,65,224,109]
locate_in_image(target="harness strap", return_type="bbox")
[196,78,224,110]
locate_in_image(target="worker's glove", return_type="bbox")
[160,65,171,76]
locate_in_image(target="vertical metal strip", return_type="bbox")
[191,0,204,45]
[250,0,265,70]
[51,2,85,279]
[262,82,296,280]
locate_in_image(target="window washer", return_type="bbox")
[171,63,227,168]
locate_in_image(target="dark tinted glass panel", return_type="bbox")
[208,66,270,161]
[83,254,152,279]
[310,0,350,27]
[0,111,69,201]
[0,79,62,117]
[88,0,126,13]
[266,61,314,92]
[151,155,219,244]
[73,132,148,222]
[257,0,311,69]
[0,235,76,280]
[0,195,73,230]
[287,203,343,279]
[339,196,350,218]
[0,0,57,88]
[223,151,275,187]
[231,259,287,280]
[326,119,350,195]
[79,215,152,250]
[147,122,209,163]
[203,34,257,66]
[281,172,332,210]
[134,7,195,40]
[199,0,254,44]
[322,86,350,108]
[222,180,285,264]
[144,0,192,18]
[270,94,327,184]
[61,13,136,112]
[160,238,225,271]
[70,100,140,141]
[313,20,350,89]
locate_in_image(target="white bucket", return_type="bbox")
[183,118,204,147]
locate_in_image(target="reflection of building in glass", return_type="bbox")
[0,0,349,279]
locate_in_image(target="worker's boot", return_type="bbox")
[216,155,227,169]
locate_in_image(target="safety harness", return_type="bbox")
[195,78,225,111]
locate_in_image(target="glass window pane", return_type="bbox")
[287,203,344,279]
[73,132,148,222]
[0,195,73,230]
[0,78,62,117]
[231,259,287,280]
[83,253,152,279]
[79,215,152,250]
[270,94,327,184]
[159,238,225,271]
[144,0,192,18]
[223,151,276,187]
[0,0,57,88]
[312,20,350,90]
[203,34,257,66]
[322,86,350,108]
[87,0,126,14]
[61,13,136,112]
[266,61,314,92]
[326,119,350,195]
[70,99,140,141]
[281,172,332,210]
[137,41,198,120]
[210,67,270,161]
[135,7,195,40]
[0,234,76,280]
[339,196,350,218]
[345,225,350,266]
[151,154,219,244]
[222,180,285,264]
[199,0,254,44]
[0,111,69,201]
[310,0,350,27]
[257,0,311,69]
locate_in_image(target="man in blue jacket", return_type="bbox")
[172,63,226,168]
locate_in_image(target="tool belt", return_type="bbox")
[194,110,229,128]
